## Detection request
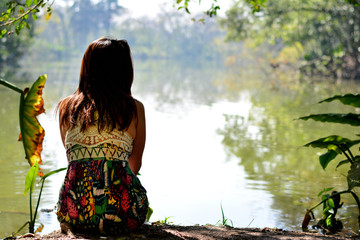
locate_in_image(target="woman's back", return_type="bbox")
[57,123,148,234]
[65,124,134,162]
[56,37,148,235]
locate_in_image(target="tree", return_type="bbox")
[68,0,123,49]
[0,0,34,79]
[220,0,360,80]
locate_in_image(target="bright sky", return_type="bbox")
[119,0,233,18]
[56,0,233,18]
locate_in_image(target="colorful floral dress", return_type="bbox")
[56,124,148,235]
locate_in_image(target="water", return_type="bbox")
[1,58,360,237]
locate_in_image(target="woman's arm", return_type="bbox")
[128,100,146,175]
[59,120,69,147]
[58,96,71,147]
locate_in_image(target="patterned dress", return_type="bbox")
[56,124,148,235]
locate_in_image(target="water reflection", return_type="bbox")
[217,80,360,231]
[2,58,360,237]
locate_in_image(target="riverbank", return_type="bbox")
[15,225,360,240]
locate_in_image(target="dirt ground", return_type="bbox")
[11,224,360,240]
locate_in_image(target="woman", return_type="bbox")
[56,37,148,235]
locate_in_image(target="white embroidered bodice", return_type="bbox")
[65,124,133,162]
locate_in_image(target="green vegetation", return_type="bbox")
[153,216,174,225]
[300,93,360,232]
[216,203,233,227]
[0,0,36,79]
[0,77,66,234]
[221,0,360,80]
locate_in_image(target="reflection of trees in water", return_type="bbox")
[133,59,225,106]
[217,82,360,230]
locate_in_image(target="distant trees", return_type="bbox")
[221,0,360,80]
[69,0,123,49]
[116,12,225,62]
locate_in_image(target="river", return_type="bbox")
[0,57,360,237]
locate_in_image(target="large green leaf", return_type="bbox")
[24,162,39,195]
[19,75,46,168]
[299,113,360,126]
[347,161,360,190]
[304,135,360,151]
[319,93,360,108]
[319,150,338,170]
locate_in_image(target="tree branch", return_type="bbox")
[0,0,44,28]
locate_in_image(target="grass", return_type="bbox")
[216,203,233,227]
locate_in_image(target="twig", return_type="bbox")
[0,0,44,28]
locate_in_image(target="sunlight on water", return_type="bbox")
[23,92,276,234]
[2,62,360,237]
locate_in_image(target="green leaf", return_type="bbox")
[336,159,351,168]
[146,207,153,222]
[322,194,330,203]
[26,0,33,7]
[328,198,335,208]
[299,113,360,126]
[347,161,360,190]
[24,162,39,195]
[32,13,37,21]
[326,215,334,228]
[318,187,334,197]
[319,150,338,170]
[304,135,360,152]
[24,21,30,29]
[19,75,46,171]
[320,93,360,108]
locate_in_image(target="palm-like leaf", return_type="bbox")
[319,93,360,108]
[19,75,46,168]
[299,113,360,126]
[304,135,360,150]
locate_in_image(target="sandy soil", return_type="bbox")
[10,224,360,240]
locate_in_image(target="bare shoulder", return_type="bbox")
[134,98,145,114]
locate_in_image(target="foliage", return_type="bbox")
[0,75,46,169]
[0,0,35,79]
[0,77,66,234]
[20,75,46,168]
[300,93,360,232]
[216,203,233,227]
[152,216,174,225]
[68,0,123,49]
[0,0,53,38]
[174,0,269,17]
[146,207,153,222]
[220,0,360,80]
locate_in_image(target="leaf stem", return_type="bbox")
[337,144,353,164]
[29,186,33,233]
[12,221,30,237]
[32,179,45,229]
[344,145,356,162]
[309,190,349,211]
[0,79,23,94]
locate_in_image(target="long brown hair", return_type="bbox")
[58,37,137,132]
